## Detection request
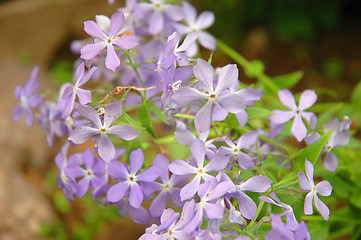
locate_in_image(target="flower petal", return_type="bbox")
[278,89,297,110]
[314,194,330,220]
[193,58,214,93]
[304,191,314,215]
[130,183,143,209]
[129,148,144,175]
[180,174,201,201]
[80,42,106,60]
[109,11,125,38]
[299,89,317,110]
[169,159,197,175]
[316,181,333,196]
[291,114,307,142]
[103,101,122,128]
[98,134,115,162]
[113,35,139,49]
[83,20,107,40]
[105,44,120,71]
[107,181,129,202]
[68,126,99,144]
[323,151,338,172]
[241,175,272,193]
[108,124,140,140]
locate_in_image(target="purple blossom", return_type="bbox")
[64,148,107,198]
[167,31,199,67]
[269,89,318,142]
[219,130,259,170]
[305,117,351,172]
[227,175,273,220]
[80,11,139,71]
[297,159,333,220]
[173,59,244,134]
[174,2,216,56]
[141,154,186,218]
[107,148,160,208]
[259,192,298,230]
[13,66,42,126]
[68,101,140,162]
[266,214,310,240]
[134,0,183,35]
[169,138,229,201]
[60,63,97,118]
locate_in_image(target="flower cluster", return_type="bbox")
[13,0,354,239]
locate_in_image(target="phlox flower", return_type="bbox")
[80,11,139,71]
[297,159,333,220]
[269,89,317,142]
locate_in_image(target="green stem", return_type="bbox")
[125,50,146,101]
[216,39,279,94]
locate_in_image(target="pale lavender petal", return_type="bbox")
[163,4,183,21]
[129,205,151,225]
[215,64,238,94]
[137,166,159,182]
[107,181,129,202]
[104,101,123,128]
[206,181,234,201]
[241,175,272,193]
[80,42,106,60]
[175,129,196,146]
[184,208,203,234]
[95,15,110,34]
[190,138,206,168]
[180,174,201,201]
[149,11,164,35]
[304,132,321,145]
[130,183,143,208]
[76,89,92,105]
[27,94,42,107]
[268,110,295,124]
[25,108,34,126]
[109,11,125,38]
[237,152,255,170]
[314,194,330,220]
[299,89,317,110]
[77,104,102,128]
[325,118,339,132]
[105,44,120,71]
[12,105,23,121]
[169,159,197,175]
[176,31,199,52]
[83,20,107,40]
[133,3,152,19]
[211,102,228,121]
[204,153,229,172]
[108,125,140,140]
[237,130,259,149]
[324,152,338,172]
[62,93,76,119]
[194,100,213,134]
[297,172,312,191]
[113,35,139,49]
[301,111,317,129]
[196,11,215,30]
[304,191,314,215]
[305,159,315,186]
[198,31,216,51]
[182,2,197,25]
[236,109,248,127]
[238,192,257,220]
[108,160,128,179]
[278,89,297,110]
[333,132,351,147]
[295,221,309,240]
[98,134,115,162]
[173,23,189,35]
[76,178,90,197]
[204,202,224,219]
[77,66,98,86]
[65,165,84,179]
[172,87,208,106]
[14,85,22,99]
[68,126,99,144]
[193,58,214,93]
[315,181,332,196]
[292,114,307,142]
[217,93,246,113]
[129,148,144,175]
[150,193,167,217]
[75,63,85,83]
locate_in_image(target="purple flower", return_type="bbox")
[305,117,351,172]
[68,101,140,162]
[174,2,216,56]
[228,175,273,220]
[64,148,107,198]
[297,159,333,220]
[259,192,298,230]
[169,138,229,201]
[141,154,186,217]
[107,148,160,208]
[13,66,42,126]
[60,63,97,119]
[266,213,310,240]
[219,130,259,169]
[134,0,183,35]
[173,59,244,134]
[80,11,139,71]
[167,31,199,67]
[269,89,317,142]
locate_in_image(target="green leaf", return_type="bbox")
[122,112,141,129]
[246,107,273,119]
[309,221,329,240]
[273,70,303,89]
[351,80,361,105]
[147,102,169,124]
[244,59,265,78]
[139,106,157,139]
[350,190,361,209]
[295,130,333,171]
[208,52,214,64]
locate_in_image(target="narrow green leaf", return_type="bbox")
[147,102,169,124]
[122,112,141,129]
[295,130,333,171]
[139,106,157,138]
[273,70,303,89]
[208,52,214,64]
[351,80,361,104]
[246,107,273,119]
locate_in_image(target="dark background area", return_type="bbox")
[0,0,360,239]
